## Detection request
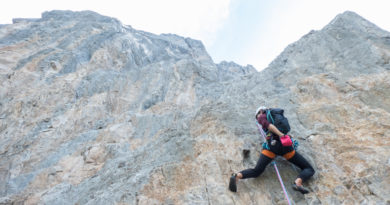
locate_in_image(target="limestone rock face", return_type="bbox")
[216,61,257,80]
[0,10,389,205]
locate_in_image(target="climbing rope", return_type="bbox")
[256,121,293,205]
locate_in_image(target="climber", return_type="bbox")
[229,106,315,194]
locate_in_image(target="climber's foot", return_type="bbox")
[292,183,309,194]
[229,173,237,192]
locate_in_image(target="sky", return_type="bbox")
[1,0,390,70]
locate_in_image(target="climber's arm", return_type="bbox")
[267,124,284,137]
[258,114,285,137]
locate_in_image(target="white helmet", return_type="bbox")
[255,106,267,117]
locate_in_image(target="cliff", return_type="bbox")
[0,10,389,204]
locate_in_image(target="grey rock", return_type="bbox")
[216,61,257,81]
[0,10,389,205]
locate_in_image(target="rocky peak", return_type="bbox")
[41,10,121,24]
[217,61,257,75]
[326,11,390,36]
[264,10,390,89]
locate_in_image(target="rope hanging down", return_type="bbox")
[256,121,293,205]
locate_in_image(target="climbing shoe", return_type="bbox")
[292,183,309,194]
[229,173,237,192]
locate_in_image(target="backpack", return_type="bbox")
[266,108,290,134]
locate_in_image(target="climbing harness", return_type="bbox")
[262,142,270,150]
[256,121,294,205]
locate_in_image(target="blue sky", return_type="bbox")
[209,0,270,68]
[1,0,390,70]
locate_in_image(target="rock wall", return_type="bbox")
[0,10,389,205]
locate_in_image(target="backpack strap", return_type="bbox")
[265,110,274,136]
[266,109,275,124]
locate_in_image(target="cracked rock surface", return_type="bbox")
[0,10,389,204]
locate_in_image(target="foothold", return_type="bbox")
[243,142,251,158]
[50,62,57,70]
[118,162,125,168]
[243,149,250,158]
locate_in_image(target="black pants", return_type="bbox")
[240,151,315,182]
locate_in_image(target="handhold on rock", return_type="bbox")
[243,149,250,158]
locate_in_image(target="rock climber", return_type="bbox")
[229,106,315,194]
